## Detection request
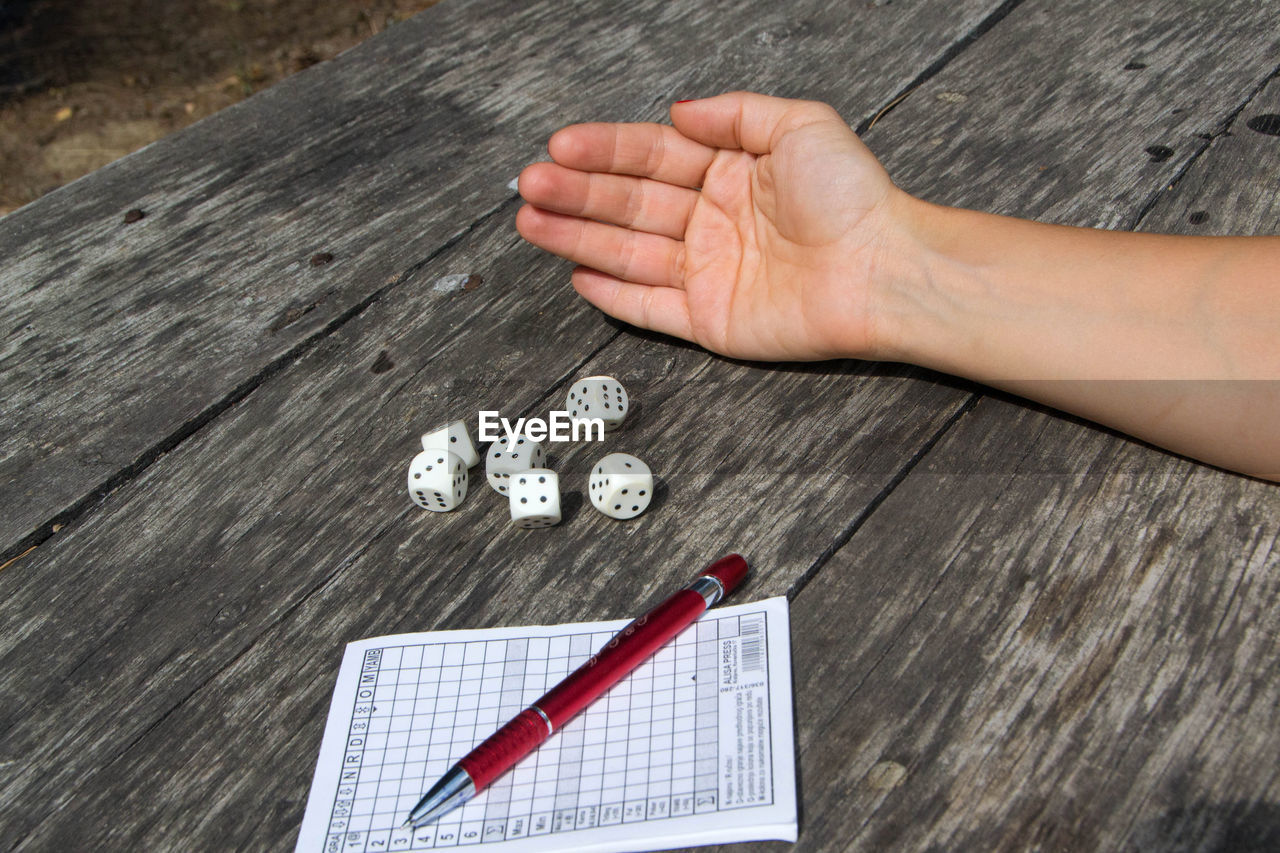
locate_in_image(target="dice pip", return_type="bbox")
[566,375,629,432]
[421,419,479,468]
[509,469,561,528]
[486,435,546,494]
[408,449,468,511]
[588,452,652,520]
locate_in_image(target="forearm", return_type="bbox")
[872,195,1280,480]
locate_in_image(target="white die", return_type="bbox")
[588,452,652,520]
[566,375,628,432]
[421,420,479,468]
[408,449,468,511]
[485,435,546,494]
[509,469,561,529]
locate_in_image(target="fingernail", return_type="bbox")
[674,99,694,104]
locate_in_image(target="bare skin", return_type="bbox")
[515,92,1280,481]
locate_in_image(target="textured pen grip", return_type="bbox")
[457,707,550,790]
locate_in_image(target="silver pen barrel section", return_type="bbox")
[406,764,477,828]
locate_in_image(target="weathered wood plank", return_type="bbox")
[0,0,1009,561]
[0,0,531,558]
[11,346,968,850]
[747,0,1280,849]
[5,0,1278,851]
[785,394,1280,851]
[1137,67,1280,236]
[1,0,1031,843]
[0,211,616,840]
[865,0,1280,229]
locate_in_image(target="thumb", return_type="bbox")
[669,91,844,154]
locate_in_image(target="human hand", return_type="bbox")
[520,92,1280,480]
[515,92,910,361]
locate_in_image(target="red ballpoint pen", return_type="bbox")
[403,553,750,828]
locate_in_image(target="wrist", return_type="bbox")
[864,195,1146,381]
[865,197,1260,381]
[859,192,964,370]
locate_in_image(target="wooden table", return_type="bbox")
[3,0,1279,849]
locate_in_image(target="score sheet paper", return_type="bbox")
[296,597,796,852]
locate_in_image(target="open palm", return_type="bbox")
[515,92,902,361]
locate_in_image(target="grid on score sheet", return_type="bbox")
[323,617,734,851]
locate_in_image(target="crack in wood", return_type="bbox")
[786,392,981,603]
[11,312,630,824]
[1130,60,1280,231]
[0,0,1031,574]
[267,290,334,334]
[0,197,518,569]
[7,508,412,851]
[855,0,1029,135]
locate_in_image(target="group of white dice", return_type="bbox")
[406,376,654,528]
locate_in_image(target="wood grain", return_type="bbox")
[1137,66,1280,236]
[786,395,1280,851]
[0,0,1007,562]
[865,0,1280,229]
[5,346,970,849]
[3,0,1280,850]
[755,0,1280,848]
[0,0,1023,841]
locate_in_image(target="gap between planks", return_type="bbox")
[1131,59,1280,229]
[785,393,982,602]
[0,196,518,570]
[4,318,632,849]
[15,11,1275,846]
[855,0,1029,134]
[0,2,1028,573]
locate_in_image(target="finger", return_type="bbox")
[670,91,843,154]
[519,162,698,240]
[548,122,717,189]
[571,266,694,342]
[516,205,686,288]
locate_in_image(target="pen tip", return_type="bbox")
[401,818,413,828]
